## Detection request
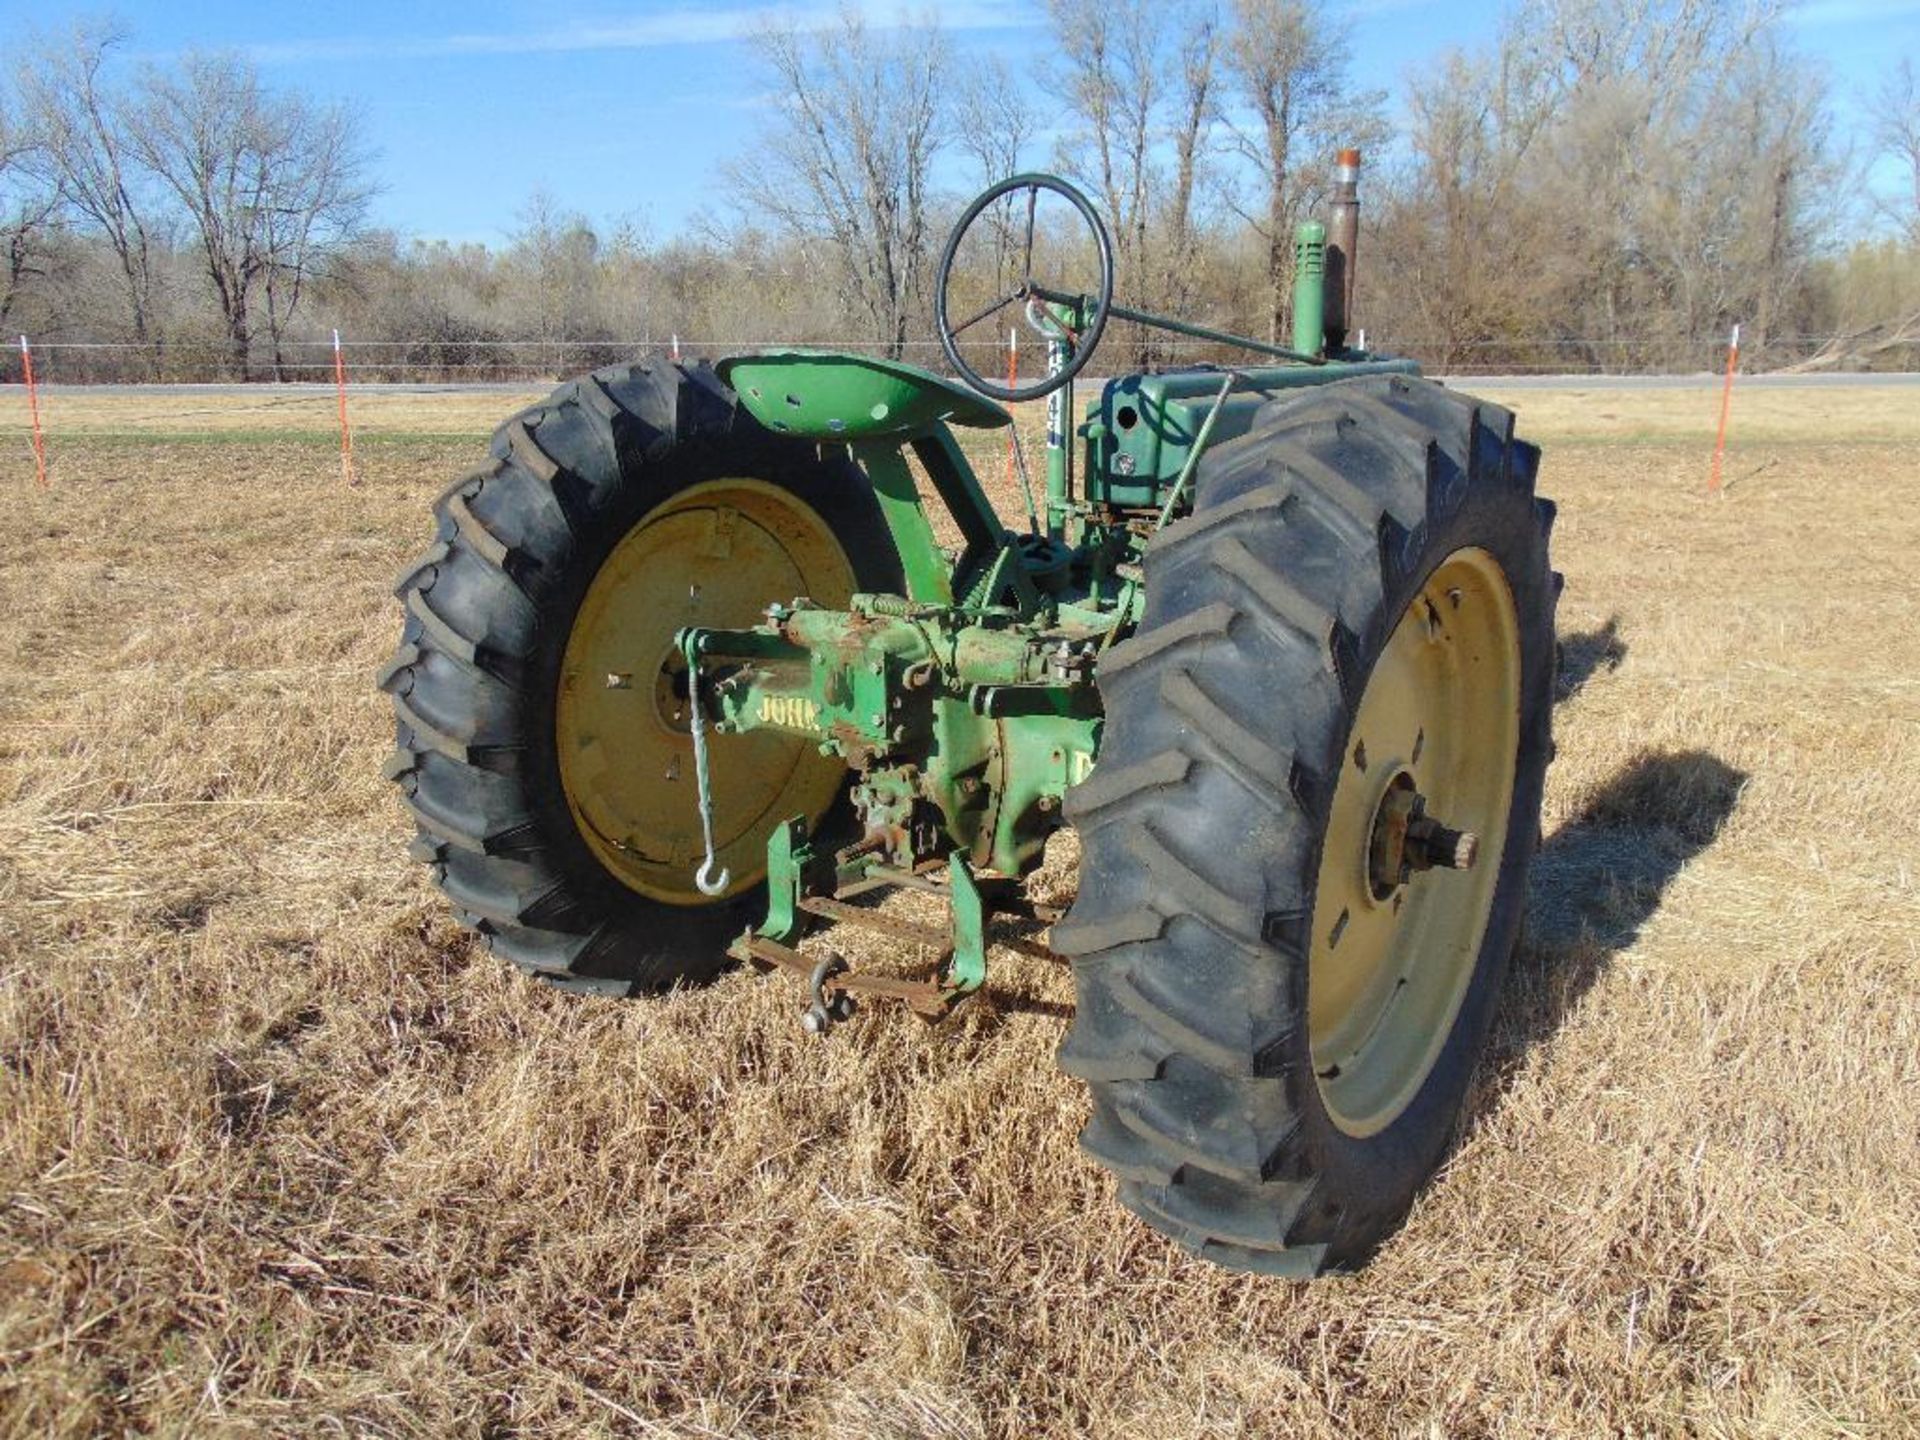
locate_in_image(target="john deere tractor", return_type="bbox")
[382,155,1558,1275]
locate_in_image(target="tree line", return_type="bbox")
[1,22,369,379]
[2,3,1917,383]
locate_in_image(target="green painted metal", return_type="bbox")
[1005,299,1085,542]
[1155,370,1238,531]
[963,539,1041,614]
[702,606,930,763]
[1292,220,1328,357]
[718,349,1009,441]
[1028,283,1324,367]
[1045,331,1073,541]
[839,423,1027,610]
[1084,357,1420,510]
[760,815,812,944]
[689,592,1104,881]
[683,231,1423,1008]
[853,441,955,605]
[945,855,986,994]
[910,426,1021,602]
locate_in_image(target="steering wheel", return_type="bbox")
[935,174,1114,404]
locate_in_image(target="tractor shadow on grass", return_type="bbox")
[969,989,1077,1023]
[1472,747,1748,1112]
[1556,615,1628,703]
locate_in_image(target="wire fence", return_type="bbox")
[0,329,1902,385]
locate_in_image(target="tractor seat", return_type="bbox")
[718,349,1011,443]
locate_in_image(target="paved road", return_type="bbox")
[6,372,1917,397]
[3,381,539,396]
[1440,372,1920,389]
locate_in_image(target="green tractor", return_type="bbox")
[381,157,1558,1275]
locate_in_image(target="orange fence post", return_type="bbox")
[19,335,47,489]
[1709,322,1739,495]
[333,329,356,487]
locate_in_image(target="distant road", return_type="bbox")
[1446,372,1920,389]
[6,372,1918,397]
[8,381,539,397]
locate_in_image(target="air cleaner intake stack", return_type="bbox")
[1325,148,1361,354]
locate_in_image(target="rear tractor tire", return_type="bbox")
[380,359,901,995]
[1056,373,1558,1274]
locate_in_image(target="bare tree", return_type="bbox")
[1868,58,1920,244]
[1048,0,1152,255]
[948,56,1042,317]
[1049,0,1237,361]
[1157,9,1220,329]
[0,82,61,333]
[1374,0,1835,370]
[1380,30,1560,370]
[1222,0,1380,344]
[506,190,599,337]
[258,99,372,378]
[19,24,163,353]
[1717,40,1832,360]
[728,12,942,357]
[0,5,1891,381]
[130,51,369,379]
[954,55,1037,190]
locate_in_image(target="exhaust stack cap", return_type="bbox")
[1336,148,1362,181]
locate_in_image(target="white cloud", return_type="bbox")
[1343,0,1445,17]
[1785,0,1920,23]
[246,0,1041,65]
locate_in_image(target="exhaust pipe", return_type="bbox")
[1325,148,1361,355]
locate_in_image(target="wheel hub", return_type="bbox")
[554,478,859,905]
[1308,547,1522,1138]
[651,648,692,735]
[1367,771,1479,901]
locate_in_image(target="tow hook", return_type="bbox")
[801,953,857,1035]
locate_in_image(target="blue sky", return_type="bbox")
[3,0,1915,245]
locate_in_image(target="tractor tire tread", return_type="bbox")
[383,355,900,994]
[1058,372,1555,1274]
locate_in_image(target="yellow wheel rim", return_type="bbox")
[555,478,857,905]
[1308,547,1522,1138]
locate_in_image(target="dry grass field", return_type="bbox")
[1,374,1916,1436]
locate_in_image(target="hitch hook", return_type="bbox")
[681,628,731,897]
[695,853,730,897]
[802,953,856,1035]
